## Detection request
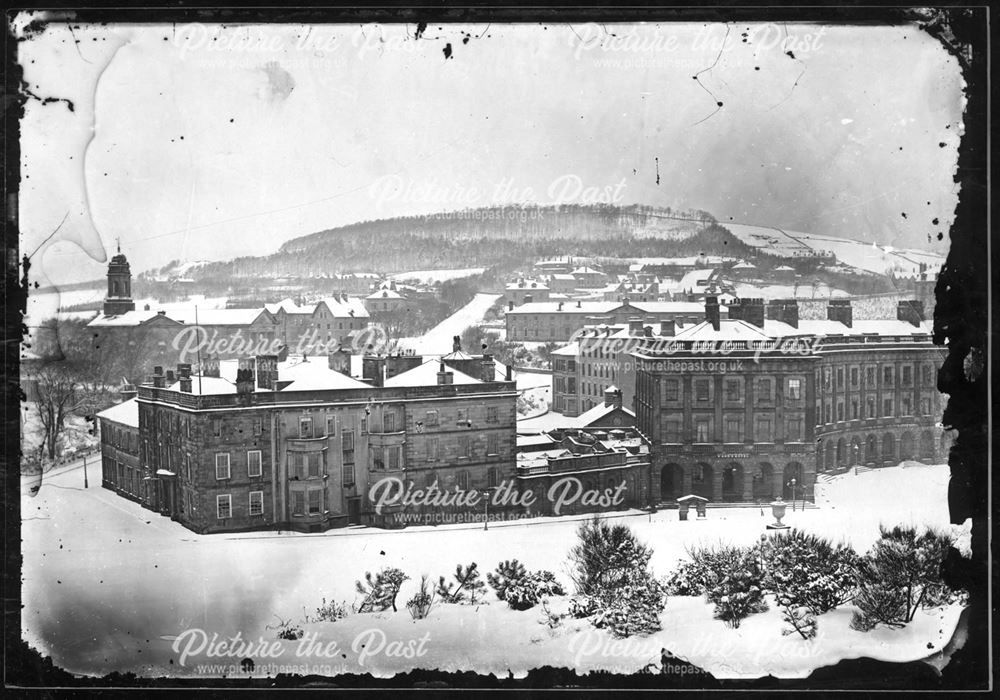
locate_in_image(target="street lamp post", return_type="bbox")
[83,454,89,489]
[788,478,797,511]
[482,488,492,531]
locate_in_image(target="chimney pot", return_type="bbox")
[508,301,514,311]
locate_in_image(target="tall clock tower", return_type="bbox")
[103,243,136,316]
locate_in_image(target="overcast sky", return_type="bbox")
[17,19,963,285]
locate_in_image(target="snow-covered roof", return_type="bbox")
[96,398,139,427]
[575,402,635,427]
[549,273,577,281]
[506,280,549,290]
[572,266,604,275]
[366,289,404,300]
[550,342,580,357]
[87,310,169,327]
[732,261,756,270]
[673,319,775,341]
[264,298,316,315]
[167,308,274,326]
[317,296,370,318]
[275,357,371,391]
[383,359,482,388]
[167,376,238,395]
[440,349,476,361]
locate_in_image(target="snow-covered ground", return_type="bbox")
[388,268,486,284]
[399,293,502,355]
[22,462,968,679]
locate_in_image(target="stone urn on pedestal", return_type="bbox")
[766,498,791,530]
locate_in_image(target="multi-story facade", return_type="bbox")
[97,350,517,534]
[505,299,711,343]
[633,297,947,506]
[551,318,686,417]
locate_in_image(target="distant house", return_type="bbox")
[505,279,551,306]
[364,288,406,314]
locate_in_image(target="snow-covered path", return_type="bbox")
[399,293,501,355]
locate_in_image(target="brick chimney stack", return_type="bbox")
[236,358,255,394]
[659,319,676,337]
[480,353,495,382]
[766,299,799,328]
[256,355,278,390]
[705,296,721,331]
[604,386,623,409]
[897,299,925,326]
[827,299,853,328]
[436,361,454,385]
[151,366,164,389]
[628,318,643,334]
[735,298,765,328]
[452,335,462,353]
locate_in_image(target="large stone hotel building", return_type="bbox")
[633,296,948,504]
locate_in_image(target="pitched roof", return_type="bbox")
[275,357,371,391]
[366,289,404,300]
[96,398,139,427]
[316,296,370,318]
[383,358,482,388]
[575,402,635,427]
[87,309,173,327]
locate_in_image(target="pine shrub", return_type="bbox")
[566,516,666,637]
[699,544,768,628]
[436,563,486,604]
[355,567,409,613]
[762,529,860,615]
[850,526,957,631]
[504,570,565,611]
[487,559,528,601]
[406,575,436,620]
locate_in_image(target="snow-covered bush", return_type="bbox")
[268,616,304,641]
[406,575,436,620]
[781,605,817,640]
[698,544,768,628]
[313,598,348,623]
[762,529,860,615]
[355,567,409,613]
[850,526,957,631]
[504,570,565,611]
[568,595,599,619]
[663,560,711,597]
[567,516,666,637]
[591,568,667,638]
[568,516,653,595]
[437,562,486,604]
[487,559,528,601]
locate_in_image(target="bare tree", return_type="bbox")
[32,362,88,460]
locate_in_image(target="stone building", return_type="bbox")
[505,298,710,343]
[515,426,652,517]
[632,296,947,506]
[96,347,518,534]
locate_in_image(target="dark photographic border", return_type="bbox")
[4,2,991,692]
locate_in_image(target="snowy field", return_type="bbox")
[398,293,501,355]
[21,460,968,680]
[388,268,486,284]
[721,223,946,277]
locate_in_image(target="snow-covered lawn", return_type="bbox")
[399,293,502,355]
[21,462,968,679]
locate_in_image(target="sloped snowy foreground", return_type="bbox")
[21,461,968,679]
